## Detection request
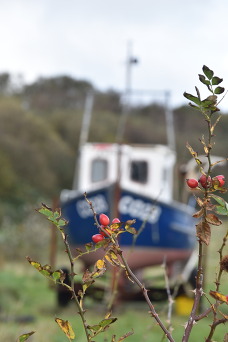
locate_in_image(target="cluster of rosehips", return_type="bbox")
[92,213,120,243]
[186,174,225,189]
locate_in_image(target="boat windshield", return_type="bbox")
[130,160,148,183]
[91,159,108,183]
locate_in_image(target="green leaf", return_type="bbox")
[183,92,201,105]
[210,194,228,215]
[214,205,228,216]
[52,271,61,282]
[99,318,117,328]
[198,74,212,91]
[212,76,223,85]
[210,194,228,207]
[17,332,35,342]
[214,86,225,94]
[203,65,214,80]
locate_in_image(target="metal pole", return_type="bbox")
[116,41,138,143]
[72,91,94,190]
[164,91,176,151]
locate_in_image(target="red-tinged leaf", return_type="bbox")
[17,332,35,342]
[206,213,222,226]
[196,221,211,245]
[209,290,228,304]
[193,209,204,218]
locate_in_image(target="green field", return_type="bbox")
[0,224,227,342]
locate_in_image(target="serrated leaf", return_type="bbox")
[206,213,222,226]
[55,317,75,340]
[17,331,35,342]
[209,290,228,303]
[214,86,225,94]
[212,76,223,85]
[196,221,211,245]
[203,65,214,80]
[183,92,201,105]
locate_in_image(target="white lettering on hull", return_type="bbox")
[118,196,162,224]
[76,194,108,218]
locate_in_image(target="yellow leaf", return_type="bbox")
[209,290,228,304]
[96,259,106,270]
[55,317,75,340]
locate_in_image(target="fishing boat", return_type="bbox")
[60,141,196,275]
[60,47,198,301]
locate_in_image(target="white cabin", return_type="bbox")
[61,143,176,204]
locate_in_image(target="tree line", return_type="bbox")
[0,72,228,224]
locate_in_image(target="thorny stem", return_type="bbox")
[162,258,174,335]
[60,229,91,342]
[182,116,214,342]
[205,228,228,342]
[84,193,175,342]
[118,250,175,342]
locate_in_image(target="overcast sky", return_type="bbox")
[1,0,228,110]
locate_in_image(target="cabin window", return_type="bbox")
[130,161,148,183]
[91,159,108,183]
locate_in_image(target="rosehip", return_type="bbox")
[92,234,105,243]
[186,178,199,188]
[99,213,110,226]
[112,218,120,223]
[215,174,225,187]
[199,175,211,188]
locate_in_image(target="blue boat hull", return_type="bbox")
[61,186,196,251]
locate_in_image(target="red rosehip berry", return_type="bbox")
[186,178,199,188]
[199,175,211,188]
[92,234,105,243]
[112,218,120,224]
[99,213,110,226]
[216,174,225,187]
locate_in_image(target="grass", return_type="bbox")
[0,224,227,342]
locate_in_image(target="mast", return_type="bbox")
[72,91,94,190]
[164,91,176,151]
[116,41,138,143]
